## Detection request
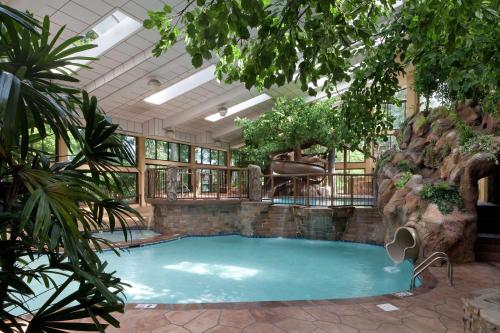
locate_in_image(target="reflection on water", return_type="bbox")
[384,265,401,273]
[123,280,170,300]
[163,261,259,280]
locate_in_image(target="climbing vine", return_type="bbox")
[419,182,463,214]
[395,172,412,190]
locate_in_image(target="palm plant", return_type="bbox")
[0,5,141,332]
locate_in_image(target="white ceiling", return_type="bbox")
[6,0,321,146]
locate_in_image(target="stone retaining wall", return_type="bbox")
[151,200,369,241]
[463,287,500,332]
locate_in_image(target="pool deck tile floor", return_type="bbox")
[96,262,500,332]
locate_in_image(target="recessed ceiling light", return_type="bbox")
[144,65,217,105]
[205,94,273,122]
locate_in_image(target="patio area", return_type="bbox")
[106,262,500,333]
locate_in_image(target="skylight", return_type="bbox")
[205,94,273,122]
[144,65,217,105]
[65,11,141,71]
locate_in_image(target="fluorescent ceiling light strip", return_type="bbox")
[144,65,217,105]
[205,93,272,122]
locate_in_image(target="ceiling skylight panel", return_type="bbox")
[205,94,273,122]
[144,65,217,105]
[63,10,141,72]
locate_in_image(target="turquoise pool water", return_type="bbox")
[92,229,160,243]
[15,236,415,313]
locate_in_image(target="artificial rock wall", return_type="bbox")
[377,101,500,263]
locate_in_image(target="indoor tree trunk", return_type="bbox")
[293,145,302,161]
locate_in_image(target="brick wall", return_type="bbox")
[152,200,365,241]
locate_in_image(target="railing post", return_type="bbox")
[239,170,243,199]
[145,169,149,198]
[293,177,297,205]
[329,173,334,207]
[216,170,220,199]
[270,170,274,203]
[306,175,310,206]
[350,174,354,206]
[193,169,197,200]
[179,169,184,199]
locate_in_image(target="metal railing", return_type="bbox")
[146,167,249,200]
[261,173,374,207]
[410,252,453,289]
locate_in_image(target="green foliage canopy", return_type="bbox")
[235,97,372,166]
[146,0,499,132]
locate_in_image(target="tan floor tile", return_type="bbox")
[136,311,171,330]
[165,310,205,326]
[249,309,287,323]
[206,325,242,333]
[273,306,316,321]
[184,310,221,333]
[274,318,317,333]
[220,310,255,329]
[362,311,404,324]
[340,314,381,330]
[439,314,463,331]
[402,315,446,333]
[313,321,358,333]
[321,304,369,316]
[408,306,440,318]
[302,307,341,323]
[359,302,385,313]
[435,303,463,320]
[243,322,285,333]
[376,323,417,333]
[152,324,191,333]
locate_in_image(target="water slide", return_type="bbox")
[271,160,326,175]
[386,227,420,263]
[271,152,327,175]
[269,153,327,197]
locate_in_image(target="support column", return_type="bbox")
[405,66,419,118]
[137,136,146,206]
[165,166,178,201]
[247,165,262,201]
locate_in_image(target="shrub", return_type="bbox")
[419,181,463,214]
[397,160,417,173]
[414,114,427,131]
[395,172,413,189]
[459,133,499,164]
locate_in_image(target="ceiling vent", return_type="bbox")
[218,106,228,117]
[164,127,175,137]
[147,78,162,92]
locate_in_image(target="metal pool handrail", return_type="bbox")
[410,251,453,289]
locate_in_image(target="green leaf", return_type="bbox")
[191,53,203,67]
